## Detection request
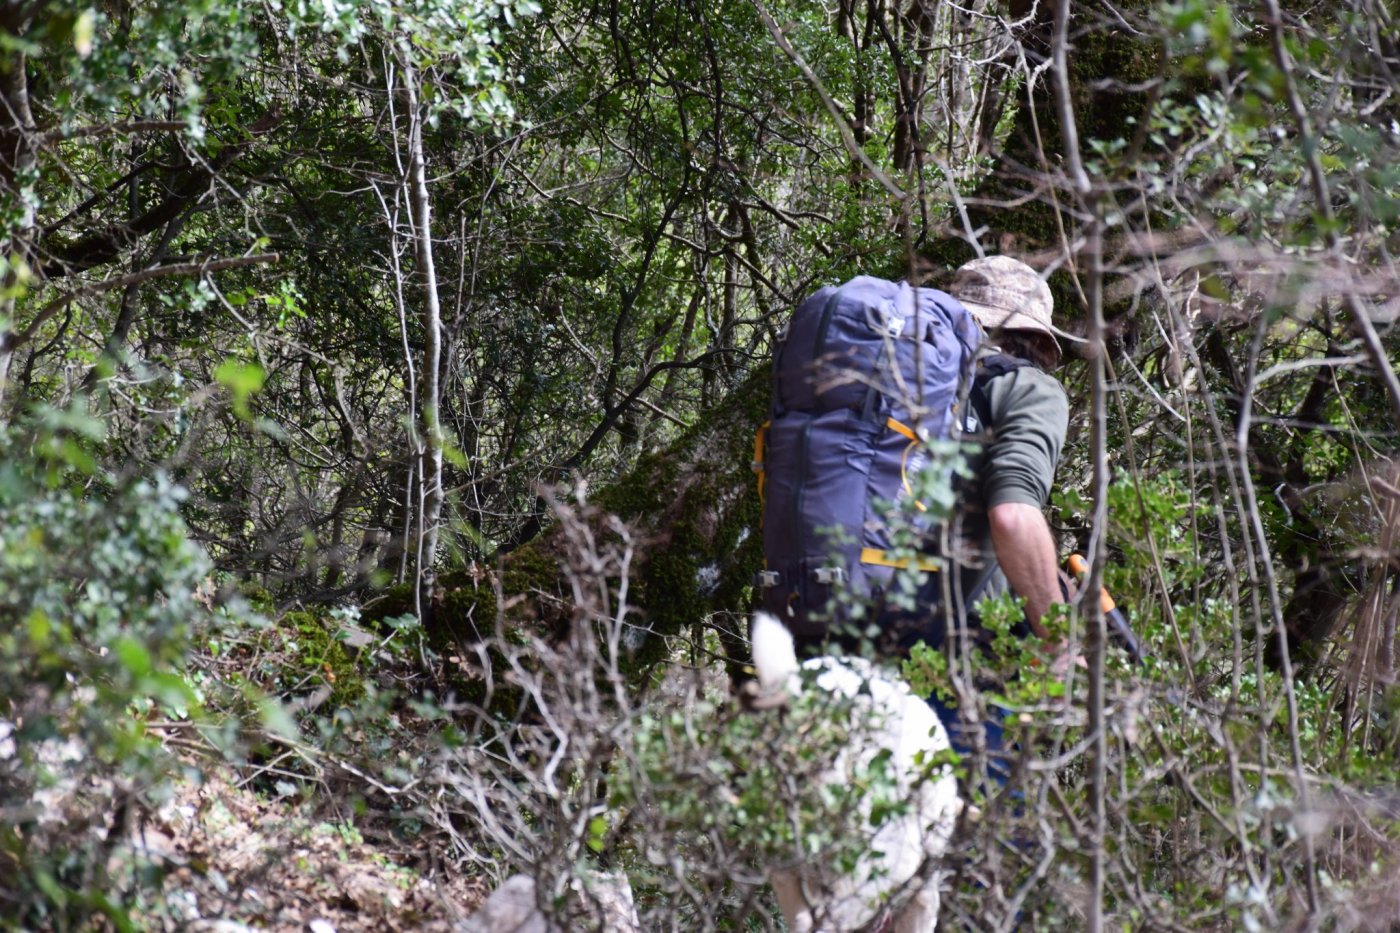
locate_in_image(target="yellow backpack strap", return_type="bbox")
[885,417,928,513]
[885,416,917,441]
[859,547,943,572]
[752,421,770,507]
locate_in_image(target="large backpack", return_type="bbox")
[754,276,983,639]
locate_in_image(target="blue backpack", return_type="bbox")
[754,276,983,639]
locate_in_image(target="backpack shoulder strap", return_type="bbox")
[969,352,1032,428]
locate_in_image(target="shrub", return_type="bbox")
[0,406,215,928]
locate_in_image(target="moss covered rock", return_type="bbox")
[377,368,772,686]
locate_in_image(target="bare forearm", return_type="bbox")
[988,502,1060,639]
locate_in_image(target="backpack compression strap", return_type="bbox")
[852,353,1022,575]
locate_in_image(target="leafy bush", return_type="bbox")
[0,406,215,927]
[901,466,1400,929]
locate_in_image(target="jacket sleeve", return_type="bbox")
[980,367,1069,509]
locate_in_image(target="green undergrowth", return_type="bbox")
[279,611,366,706]
[900,466,1400,927]
[0,405,248,929]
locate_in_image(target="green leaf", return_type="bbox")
[442,439,468,470]
[32,869,68,908]
[258,696,300,741]
[143,672,198,710]
[1199,275,1231,300]
[586,814,608,853]
[214,360,265,420]
[54,437,96,474]
[115,636,152,677]
[26,608,51,649]
[73,9,95,57]
[1169,0,1208,31]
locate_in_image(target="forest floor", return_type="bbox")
[136,762,487,932]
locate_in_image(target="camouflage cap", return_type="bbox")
[950,255,1081,357]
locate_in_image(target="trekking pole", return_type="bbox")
[1066,554,1146,665]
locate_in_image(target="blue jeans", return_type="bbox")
[925,688,1012,787]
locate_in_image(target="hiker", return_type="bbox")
[916,255,1073,780]
[941,254,1070,642]
[755,254,1074,780]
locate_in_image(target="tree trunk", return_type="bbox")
[401,57,446,621]
[0,16,36,415]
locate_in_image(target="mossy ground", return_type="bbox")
[277,610,366,706]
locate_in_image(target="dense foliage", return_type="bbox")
[2,0,1399,928]
[0,408,215,927]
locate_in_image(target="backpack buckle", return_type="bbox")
[871,298,904,339]
[811,566,846,586]
[753,570,781,588]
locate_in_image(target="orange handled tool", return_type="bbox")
[1066,554,1145,665]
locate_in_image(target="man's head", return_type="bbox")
[950,255,1066,368]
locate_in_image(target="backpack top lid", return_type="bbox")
[772,276,982,425]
